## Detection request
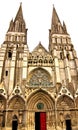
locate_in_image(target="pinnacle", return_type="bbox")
[51,6,64,34]
[14,3,24,22]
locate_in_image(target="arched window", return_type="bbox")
[49,59,53,63]
[29,68,52,87]
[67,53,70,60]
[5,70,8,76]
[8,51,12,59]
[44,59,48,63]
[60,52,63,60]
[39,59,43,63]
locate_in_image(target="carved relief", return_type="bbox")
[8,96,25,110]
[28,68,52,87]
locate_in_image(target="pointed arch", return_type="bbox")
[57,95,75,109]
[27,89,55,110]
[8,95,25,110]
[27,67,52,87]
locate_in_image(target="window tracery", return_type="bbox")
[29,69,52,87]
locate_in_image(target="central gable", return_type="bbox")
[31,42,50,56]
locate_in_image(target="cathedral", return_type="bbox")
[0,3,78,130]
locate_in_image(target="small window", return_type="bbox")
[67,53,70,60]
[5,71,8,76]
[60,52,63,60]
[8,51,12,58]
[44,59,48,63]
[15,36,17,41]
[49,59,53,63]
[39,59,43,63]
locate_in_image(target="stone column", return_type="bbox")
[22,45,29,79]
[9,45,16,93]
[54,48,61,83]
[64,50,71,82]
[0,44,7,82]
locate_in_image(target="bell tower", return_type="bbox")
[49,6,78,89]
[0,3,29,94]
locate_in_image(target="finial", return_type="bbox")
[20,2,22,6]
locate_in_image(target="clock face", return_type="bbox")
[37,102,44,110]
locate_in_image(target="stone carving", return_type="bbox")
[29,69,52,87]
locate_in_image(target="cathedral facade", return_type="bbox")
[0,3,78,130]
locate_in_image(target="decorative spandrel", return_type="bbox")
[28,69,52,87]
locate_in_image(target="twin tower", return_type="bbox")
[0,3,78,130]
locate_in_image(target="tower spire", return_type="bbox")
[8,3,26,33]
[63,21,68,34]
[14,2,24,22]
[51,6,64,34]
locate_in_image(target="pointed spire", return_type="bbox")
[8,18,14,31]
[63,21,68,34]
[14,2,24,22]
[51,6,64,34]
[7,3,26,32]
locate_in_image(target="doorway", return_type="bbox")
[35,112,46,130]
[66,119,72,130]
[12,115,18,130]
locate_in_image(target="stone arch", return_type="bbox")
[7,96,25,126]
[56,95,75,129]
[57,95,75,109]
[8,95,25,109]
[27,89,54,110]
[27,90,55,129]
[27,67,52,87]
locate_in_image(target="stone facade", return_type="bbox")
[0,3,78,130]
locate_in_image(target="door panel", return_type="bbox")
[35,112,46,130]
[35,112,40,130]
[40,112,46,130]
[12,120,18,130]
[66,119,72,130]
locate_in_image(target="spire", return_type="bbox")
[63,21,68,34]
[51,6,64,34]
[8,3,26,32]
[8,19,14,31]
[14,2,24,23]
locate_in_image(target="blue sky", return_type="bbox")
[0,0,78,55]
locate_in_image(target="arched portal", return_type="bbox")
[57,95,75,130]
[27,90,55,130]
[7,96,25,127]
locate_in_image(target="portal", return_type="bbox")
[12,115,18,130]
[66,119,72,130]
[35,112,46,130]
